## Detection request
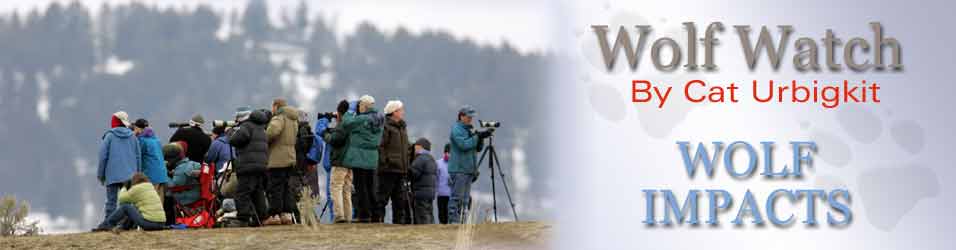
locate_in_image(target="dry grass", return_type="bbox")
[1,222,550,250]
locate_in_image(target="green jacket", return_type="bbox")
[341,108,384,170]
[118,183,166,223]
[323,126,349,167]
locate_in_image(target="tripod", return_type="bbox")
[476,133,519,222]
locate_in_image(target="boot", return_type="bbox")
[280,213,294,225]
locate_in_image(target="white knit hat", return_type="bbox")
[383,100,404,114]
[359,95,376,105]
[113,111,131,127]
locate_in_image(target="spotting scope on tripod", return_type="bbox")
[476,120,519,223]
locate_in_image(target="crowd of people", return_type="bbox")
[93,96,491,231]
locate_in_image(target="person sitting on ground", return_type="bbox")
[93,173,166,232]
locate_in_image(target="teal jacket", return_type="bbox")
[341,108,384,170]
[137,128,169,184]
[169,159,202,205]
[448,121,482,174]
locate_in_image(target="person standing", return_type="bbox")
[435,144,452,224]
[375,100,411,224]
[169,114,212,163]
[319,100,353,223]
[307,111,332,220]
[97,111,141,223]
[228,107,271,227]
[264,98,300,225]
[447,105,492,224]
[205,125,234,172]
[342,95,384,223]
[290,112,314,224]
[132,119,170,200]
[409,138,437,224]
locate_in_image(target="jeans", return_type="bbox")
[448,172,475,224]
[97,204,165,231]
[330,166,353,222]
[103,183,124,221]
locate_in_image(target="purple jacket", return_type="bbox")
[435,157,451,197]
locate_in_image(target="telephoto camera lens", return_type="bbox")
[479,120,501,128]
[168,122,191,128]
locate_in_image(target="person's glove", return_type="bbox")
[472,172,480,183]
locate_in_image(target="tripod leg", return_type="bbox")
[488,146,498,223]
[476,145,490,167]
[490,148,519,222]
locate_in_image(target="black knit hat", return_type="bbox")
[336,99,350,115]
[133,119,149,129]
[414,138,431,151]
[444,143,451,153]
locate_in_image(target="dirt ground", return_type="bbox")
[1,222,550,250]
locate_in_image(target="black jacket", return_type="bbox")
[169,126,212,163]
[409,152,437,200]
[229,110,270,175]
[295,121,314,172]
[378,118,409,174]
[323,125,348,167]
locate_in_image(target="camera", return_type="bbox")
[168,122,191,128]
[212,120,237,128]
[479,120,501,128]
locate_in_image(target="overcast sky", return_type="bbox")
[0,0,553,53]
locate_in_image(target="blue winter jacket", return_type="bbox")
[98,127,141,185]
[206,135,234,172]
[448,121,481,174]
[137,128,169,184]
[307,117,332,173]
